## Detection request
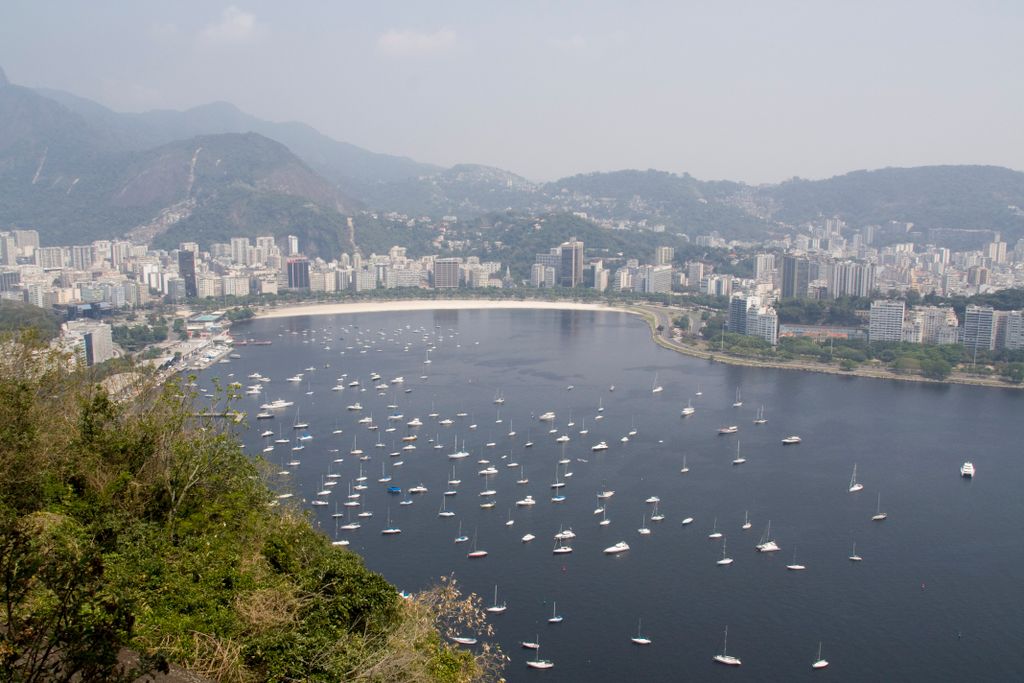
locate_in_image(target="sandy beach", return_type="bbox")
[254,299,625,320]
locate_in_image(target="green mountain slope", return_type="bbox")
[760,165,1024,238]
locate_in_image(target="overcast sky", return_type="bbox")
[3,1,1022,183]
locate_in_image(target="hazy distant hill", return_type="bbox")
[0,79,355,253]
[758,165,1024,236]
[6,67,1024,251]
[35,89,440,189]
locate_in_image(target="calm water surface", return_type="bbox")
[205,309,1023,682]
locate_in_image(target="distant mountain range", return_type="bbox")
[2,65,1023,254]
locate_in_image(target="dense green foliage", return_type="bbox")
[765,165,1024,242]
[111,321,168,351]
[689,321,1021,383]
[0,300,61,339]
[0,341,487,681]
[774,297,871,326]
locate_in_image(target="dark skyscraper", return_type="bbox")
[287,258,310,289]
[559,238,584,288]
[781,254,809,299]
[177,249,197,298]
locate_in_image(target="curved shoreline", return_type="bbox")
[253,299,623,319]
[245,298,1020,391]
[628,305,1023,391]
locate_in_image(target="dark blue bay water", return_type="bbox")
[201,308,1024,681]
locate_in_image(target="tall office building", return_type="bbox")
[177,249,198,298]
[654,246,675,266]
[963,304,996,353]
[728,295,752,335]
[433,258,461,289]
[286,258,311,289]
[781,254,810,299]
[559,238,584,288]
[287,235,300,256]
[868,300,906,343]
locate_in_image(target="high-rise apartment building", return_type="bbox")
[869,300,906,343]
[1004,311,1024,351]
[287,235,300,256]
[755,254,776,281]
[654,246,675,266]
[71,245,94,271]
[231,237,251,265]
[35,246,66,269]
[639,265,672,294]
[746,306,779,346]
[686,262,706,289]
[831,261,875,299]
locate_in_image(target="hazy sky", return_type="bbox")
[3,1,1022,183]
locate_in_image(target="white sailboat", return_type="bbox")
[732,440,746,465]
[652,373,664,394]
[381,507,401,535]
[454,521,468,544]
[812,642,829,669]
[467,530,487,558]
[650,502,665,522]
[708,517,723,539]
[638,514,651,536]
[680,399,695,417]
[716,537,734,566]
[872,492,888,521]
[732,387,743,407]
[756,520,780,552]
[547,601,563,623]
[485,585,507,614]
[630,618,652,645]
[679,455,689,474]
[526,643,554,669]
[848,464,864,493]
[742,510,752,530]
[713,626,742,666]
[753,404,767,424]
[786,545,807,571]
[848,541,862,561]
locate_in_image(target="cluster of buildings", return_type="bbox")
[530,239,674,294]
[0,229,509,312]
[694,220,1024,347]
[868,301,1024,352]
